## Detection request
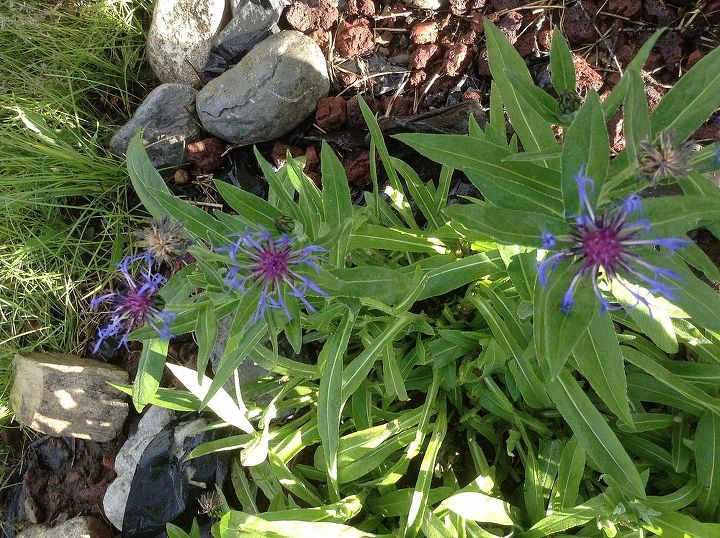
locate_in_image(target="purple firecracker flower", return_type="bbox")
[215,228,328,322]
[90,253,175,352]
[539,168,692,315]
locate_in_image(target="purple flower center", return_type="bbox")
[118,289,156,328]
[538,167,691,315]
[257,249,290,281]
[580,227,624,271]
[216,228,327,322]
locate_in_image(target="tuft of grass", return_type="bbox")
[0,0,151,424]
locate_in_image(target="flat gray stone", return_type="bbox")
[109,83,201,172]
[214,2,280,56]
[147,0,228,87]
[16,516,111,538]
[231,0,289,17]
[196,31,329,145]
[10,353,128,442]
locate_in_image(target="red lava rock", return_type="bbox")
[477,46,491,77]
[344,152,371,185]
[497,12,523,44]
[443,43,472,77]
[285,1,313,31]
[656,32,683,70]
[573,54,603,95]
[271,142,303,167]
[615,40,637,67]
[382,95,414,117]
[285,1,338,31]
[608,0,641,17]
[309,28,330,49]
[644,50,664,72]
[562,0,597,46]
[687,49,703,69]
[459,25,481,46]
[336,70,359,87]
[645,83,667,110]
[187,137,226,174]
[315,96,347,130]
[514,33,535,56]
[336,17,374,58]
[643,0,675,24]
[409,43,442,70]
[409,69,428,87]
[346,95,379,129]
[304,146,321,184]
[347,0,376,16]
[411,21,439,45]
[538,29,553,51]
[463,89,483,101]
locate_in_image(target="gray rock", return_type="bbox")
[231,0,289,18]
[16,516,110,538]
[404,0,448,8]
[109,83,201,172]
[10,353,128,442]
[102,406,174,530]
[147,0,228,87]
[196,31,329,145]
[214,2,281,57]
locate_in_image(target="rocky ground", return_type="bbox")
[3,0,720,536]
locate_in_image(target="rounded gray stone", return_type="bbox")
[147,0,228,87]
[109,83,201,172]
[196,31,329,145]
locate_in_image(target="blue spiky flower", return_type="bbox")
[539,168,692,314]
[90,253,175,352]
[215,228,327,322]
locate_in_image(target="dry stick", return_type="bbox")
[416,67,442,115]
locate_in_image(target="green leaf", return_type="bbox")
[216,511,391,538]
[342,316,414,400]
[622,70,651,163]
[553,437,585,510]
[195,301,218,384]
[206,321,268,405]
[534,263,597,379]
[520,496,607,538]
[622,347,720,416]
[132,338,169,412]
[642,195,720,236]
[126,131,172,220]
[627,373,706,416]
[406,398,448,538]
[547,370,646,499]
[550,27,576,94]
[506,70,560,125]
[394,133,564,216]
[320,141,353,227]
[651,43,720,141]
[643,511,720,538]
[445,202,566,247]
[349,223,447,254]
[382,344,408,401]
[214,179,282,229]
[561,92,608,214]
[695,412,720,519]
[254,147,304,223]
[317,304,356,500]
[573,315,633,426]
[392,157,442,230]
[420,252,504,300]
[331,267,412,301]
[484,19,557,153]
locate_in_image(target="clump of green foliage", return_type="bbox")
[0,0,149,423]
[109,21,720,538]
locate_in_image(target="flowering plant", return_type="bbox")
[107,21,720,538]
